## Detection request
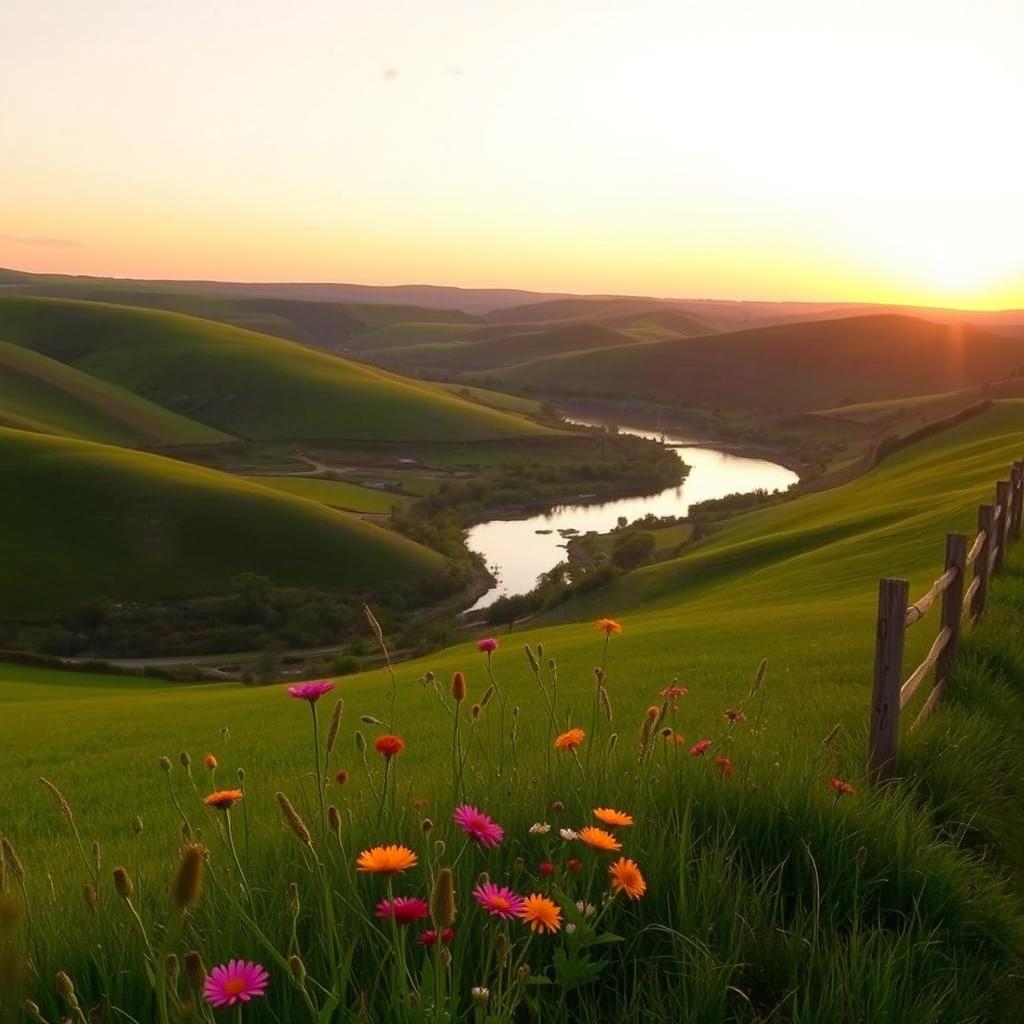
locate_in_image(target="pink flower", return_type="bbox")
[473,882,524,919]
[375,897,430,925]
[477,637,499,654]
[203,960,269,1008]
[453,804,504,847]
[689,739,712,757]
[418,927,455,946]
[287,680,335,703]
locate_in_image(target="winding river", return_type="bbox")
[465,421,799,612]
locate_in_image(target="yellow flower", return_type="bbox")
[204,789,242,810]
[596,618,622,636]
[593,807,634,828]
[519,893,562,934]
[609,857,646,900]
[578,826,622,852]
[356,844,418,875]
[554,728,585,751]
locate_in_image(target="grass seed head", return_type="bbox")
[276,792,313,846]
[38,778,73,822]
[83,883,99,915]
[171,845,205,912]
[431,867,456,927]
[179,751,191,769]
[325,699,344,754]
[184,951,206,991]
[113,866,134,901]
[289,954,307,985]
[159,756,172,773]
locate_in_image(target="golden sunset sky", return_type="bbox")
[2,0,1022,308]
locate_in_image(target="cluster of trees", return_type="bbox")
[0,568,469,660]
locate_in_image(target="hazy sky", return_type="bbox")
[3,0,1022,307]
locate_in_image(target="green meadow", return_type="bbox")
[0,427,443,617]
[3,401,1024,1020]
[0,297,552,443]
[242,476,406,514]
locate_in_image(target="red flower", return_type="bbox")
[375,734,405,759]
[418,928,455,946]
[375,897,429,925]
[566,858,582,873]
[335,769,349,784]
[689,739,712,757]
[830,777,855,797]
[538,862,556,877]
[713,756,734,778]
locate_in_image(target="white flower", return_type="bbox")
[528,822,551,835]
[565,922,577,934]
[559,828,578,841]
[470,987,490,1005]
[575,900,595,917]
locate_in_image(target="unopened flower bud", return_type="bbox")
[113,866,134,900]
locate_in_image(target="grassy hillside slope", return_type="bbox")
[0,427,445,617]
[371,322,648,374]
[0,338,232,445]
[493,314,1024,412]
[0,296,551,442]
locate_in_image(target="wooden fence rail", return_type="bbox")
[868,458,1024,783]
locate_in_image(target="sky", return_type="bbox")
[2,0,1023,309]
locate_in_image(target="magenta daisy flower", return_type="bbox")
[203,960,269,1008]
[418,927,456,946]
[477,637,499,654]
[453,804,504,847]
[375,896,430,925]
[287,680,335,703]
[473,882,524,920]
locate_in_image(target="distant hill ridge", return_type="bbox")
[0,296,550,443]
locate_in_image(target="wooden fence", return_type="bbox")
[868,458,1024,782]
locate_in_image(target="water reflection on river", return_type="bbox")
[465,423,799,611]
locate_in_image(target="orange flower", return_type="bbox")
[596,618,622,637]
[519,893,562,934]
[375,735,406,759]
[204,789,242,811]
[830,777,855,797]
[593,807,634,828]
[713,756,734,779]
[578,826,622,852]
[609,857,646,900]
[204,753,218,771]
[356,844,418,875]
[668,731,686,747]
[554,728,585,751]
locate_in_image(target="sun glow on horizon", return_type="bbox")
[2,0,1022,310]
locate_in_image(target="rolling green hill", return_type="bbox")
[491,314,1024,412]
[370,321,649,374]
[0,296,551,442]
[0,338,232,445]
[0,426,445,617]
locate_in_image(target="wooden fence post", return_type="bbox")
[994,481,1010,574]
[868,577,909,783]
[937,533,966,686]
[973,504,994,618]
[1012,462,1024,542]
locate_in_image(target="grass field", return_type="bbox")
[243,476,407,514]
[0,339,231,446]
[0,297,552,443]
[0,427,445,617]
[3,403,1024,1020]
